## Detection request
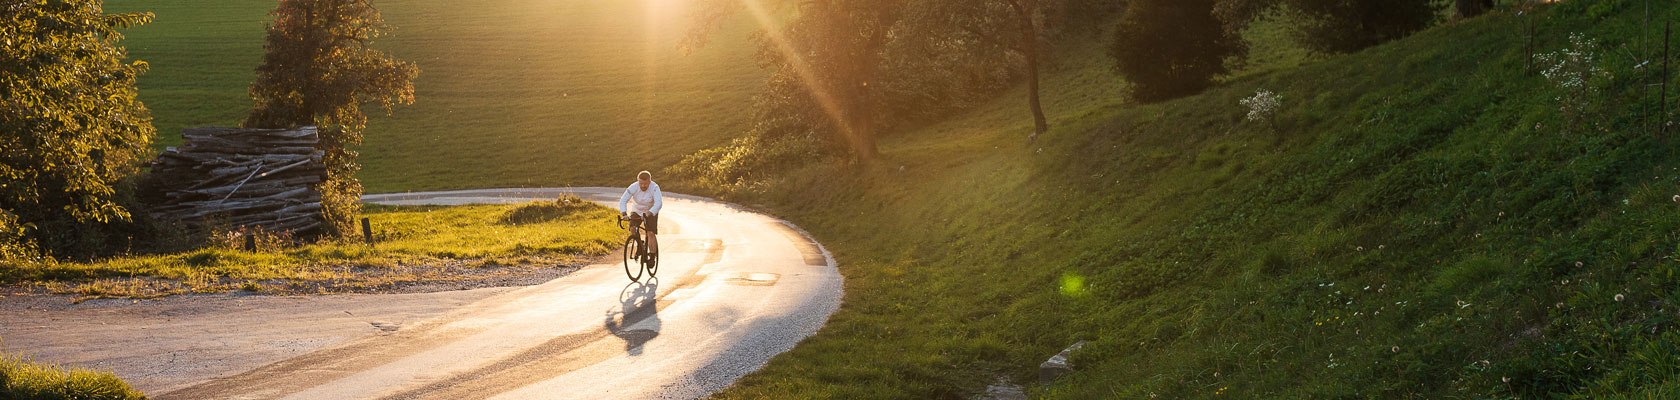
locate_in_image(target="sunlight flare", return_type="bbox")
[738,0,849,135]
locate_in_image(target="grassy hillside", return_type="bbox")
[687,3,1680,398]
[109,0,763,192]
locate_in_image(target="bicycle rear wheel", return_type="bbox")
[623,236,644,282]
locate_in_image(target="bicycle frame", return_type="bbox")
[618,214,658,281]
[618,215,648,244]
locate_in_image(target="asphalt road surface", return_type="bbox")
[0,188,843,399]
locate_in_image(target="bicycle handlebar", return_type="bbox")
[617,214,644,230]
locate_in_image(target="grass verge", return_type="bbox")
[0,352,144,400]
[0,197,619,300]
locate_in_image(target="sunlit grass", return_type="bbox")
[2,198,620,299]
[0,352,145,400]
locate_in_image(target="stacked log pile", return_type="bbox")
[150,126,327,234]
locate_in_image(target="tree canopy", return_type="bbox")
[1111,0,1245,102]
[245,0,417,236]
[1217,0,1440,54]
[684,0,1118,157]
[0,0,156,257]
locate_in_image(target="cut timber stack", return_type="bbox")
[150,126,327,234]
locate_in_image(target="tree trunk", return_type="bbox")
[847,80,880,159]
[1009,0,1049,142]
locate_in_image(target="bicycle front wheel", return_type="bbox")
[623,236,644,282]
[644,249,658,278]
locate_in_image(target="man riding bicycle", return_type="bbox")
[618,170,663,262]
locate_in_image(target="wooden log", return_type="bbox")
[152,126,329,234]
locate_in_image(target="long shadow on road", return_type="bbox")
[605,278,662,356]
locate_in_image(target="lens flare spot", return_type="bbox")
[1059,272,1087,298]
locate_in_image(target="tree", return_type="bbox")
[1456,0,1495,19]
[1290,0,1438,53]
[1110,0,1245,102]
[244,0,417,237]
[997,0,1051,141]
[919,0,1054,141]
[873,1,1033,141]
[1217,0,1438,54]
[688,0,1119,152]
[0,0,155,256]
[686,0,905,159]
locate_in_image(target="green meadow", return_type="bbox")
[109,0,763,192]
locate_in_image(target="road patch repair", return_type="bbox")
[0,188,843,399]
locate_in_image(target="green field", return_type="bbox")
[109,0,763,192]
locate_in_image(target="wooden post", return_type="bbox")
[1653,23,1666,138]
[244,230,257,252]
[361,217,373,245]
[1526,3,1536,75]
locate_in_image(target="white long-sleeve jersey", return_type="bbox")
[618,181,663,216]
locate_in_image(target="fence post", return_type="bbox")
[1526,1,1537,75]
[361,217,374,245]
[1663,22,1671,139]
[244,230,256,252]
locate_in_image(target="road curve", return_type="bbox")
[0,188,843,399]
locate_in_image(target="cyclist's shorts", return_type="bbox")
[640,213,659,234]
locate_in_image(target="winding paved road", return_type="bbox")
[0,188,842,399]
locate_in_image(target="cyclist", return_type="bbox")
[618,170,663,261]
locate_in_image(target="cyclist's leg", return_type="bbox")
[645,214,659,255]
[629,220,643,257]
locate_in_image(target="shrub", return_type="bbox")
[1535,33,1612,132]
[1110,0,1245,102]
[1241,89,1283,123]
[0,353,145,400]
[1287,0,1439,53]
[667,133,825,196]
[1,1,156,258]
[500,196,595,225]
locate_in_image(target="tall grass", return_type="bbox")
[0,353,144,400]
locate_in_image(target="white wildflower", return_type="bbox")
[1241,89,1282,123]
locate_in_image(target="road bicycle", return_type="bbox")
[617,214,659,281]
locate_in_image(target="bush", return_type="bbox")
[667,133,825,196]
[1110,0,1245,102]
[500,196,596,225]
[0,1,157,258]
[1287,0,1439,53]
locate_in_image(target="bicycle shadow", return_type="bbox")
[604,278,662,356]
